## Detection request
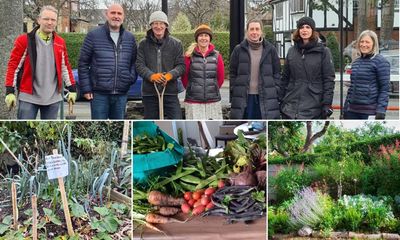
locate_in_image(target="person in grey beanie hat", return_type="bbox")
[280,16,335,119]
[149,10,169,26]
[136,10,185,119]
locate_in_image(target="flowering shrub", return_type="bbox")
[288,187,332,229]
[335,195,397,232]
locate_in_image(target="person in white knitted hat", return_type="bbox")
[136,10,185,119]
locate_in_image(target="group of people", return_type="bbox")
[4,4,391,120]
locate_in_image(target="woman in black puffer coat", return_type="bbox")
[343,30,390,120]
[280,17,335,119]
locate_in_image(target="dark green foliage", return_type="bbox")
[269,133,400,165]
[360,154,400,197]
[59,32,230,76]
[271,167,311,204]
[326,32,340,70]
[264,26,274,43]
[268,206,293,236]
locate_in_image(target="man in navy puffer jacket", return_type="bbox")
[344,30,390,120]
[78,4,137,119]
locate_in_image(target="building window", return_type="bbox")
[290,0,305,13]
[276,2,283,19]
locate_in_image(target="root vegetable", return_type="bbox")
[204,187,216,196]
[192,191,201,200]
[200,196,210,206]
[157,207,180,216]
[148,191,185,206]
[184,192,192,201]
[188,199,195,207]
[218,180,225,188]
[181,203,191,214]
[192,205,206,215]
[145,213,186,224]
[205,202,214,211]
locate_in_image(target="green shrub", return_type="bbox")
[360,151,400,197]
[310,155,365,199]
[271,167,311,203]
[268,205,293,236]
[59,32,230,74]
[326,32,340,70]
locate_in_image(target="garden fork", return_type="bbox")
[154,82,166,120]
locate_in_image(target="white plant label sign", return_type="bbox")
[45,154,69,180]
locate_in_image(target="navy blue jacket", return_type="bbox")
[345,54,390,114]
[78,23,137,95]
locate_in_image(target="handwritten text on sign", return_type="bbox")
[45,154,69,180]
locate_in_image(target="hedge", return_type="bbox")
[59,32,230,74]
[269,133,400,165]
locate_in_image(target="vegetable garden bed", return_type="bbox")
[0,122,132,239]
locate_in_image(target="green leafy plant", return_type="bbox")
[271,167,311,203]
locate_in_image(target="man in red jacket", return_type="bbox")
[4,5,77,119]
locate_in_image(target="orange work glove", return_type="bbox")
[163,72,173,82]
[150,73,165,84]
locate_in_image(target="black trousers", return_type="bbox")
[142,95,182,119]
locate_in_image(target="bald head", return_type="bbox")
[106,3,124,31]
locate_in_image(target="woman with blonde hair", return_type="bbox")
[343,30,390,119]
[181,24,225,119]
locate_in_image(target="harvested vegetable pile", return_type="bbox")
[132,133,174,154]
[202,185,265,224]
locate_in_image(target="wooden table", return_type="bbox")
[133,215,266,240]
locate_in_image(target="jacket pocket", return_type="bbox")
[308,83,323,104]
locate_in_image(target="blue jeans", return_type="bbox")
[90,93,127,119]
[243,94,262,119]
[18,100,60,119]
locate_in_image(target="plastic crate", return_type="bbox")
[133,122,183,182]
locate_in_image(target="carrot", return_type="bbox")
[145,222,168,236]
[155,206,180,216]
[148,191,185,206]
[145,213,186,224]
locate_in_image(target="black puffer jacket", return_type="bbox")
[136,29,185,96]
[280,40,335,119]
[229,39,281,119]
[78,23,137,94]
[185,50,220,102]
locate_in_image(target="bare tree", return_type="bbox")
[0,0,23,119]
[103,0,160,32]
[177,0,220,27]
[380,0,395,48]
[24,0,69,23]
[357,0,377,37]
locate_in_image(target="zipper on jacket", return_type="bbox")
[157,47,162,73]
[112,33,124,94]
[203,56,207,101]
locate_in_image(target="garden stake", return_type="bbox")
[11,182,18,230]
[52,149,75,237]
[32,194,37,240]
[154,82,166,120]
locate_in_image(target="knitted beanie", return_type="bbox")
[194,24,213,41]
[149,11,169,26]
[297,16,315,30]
